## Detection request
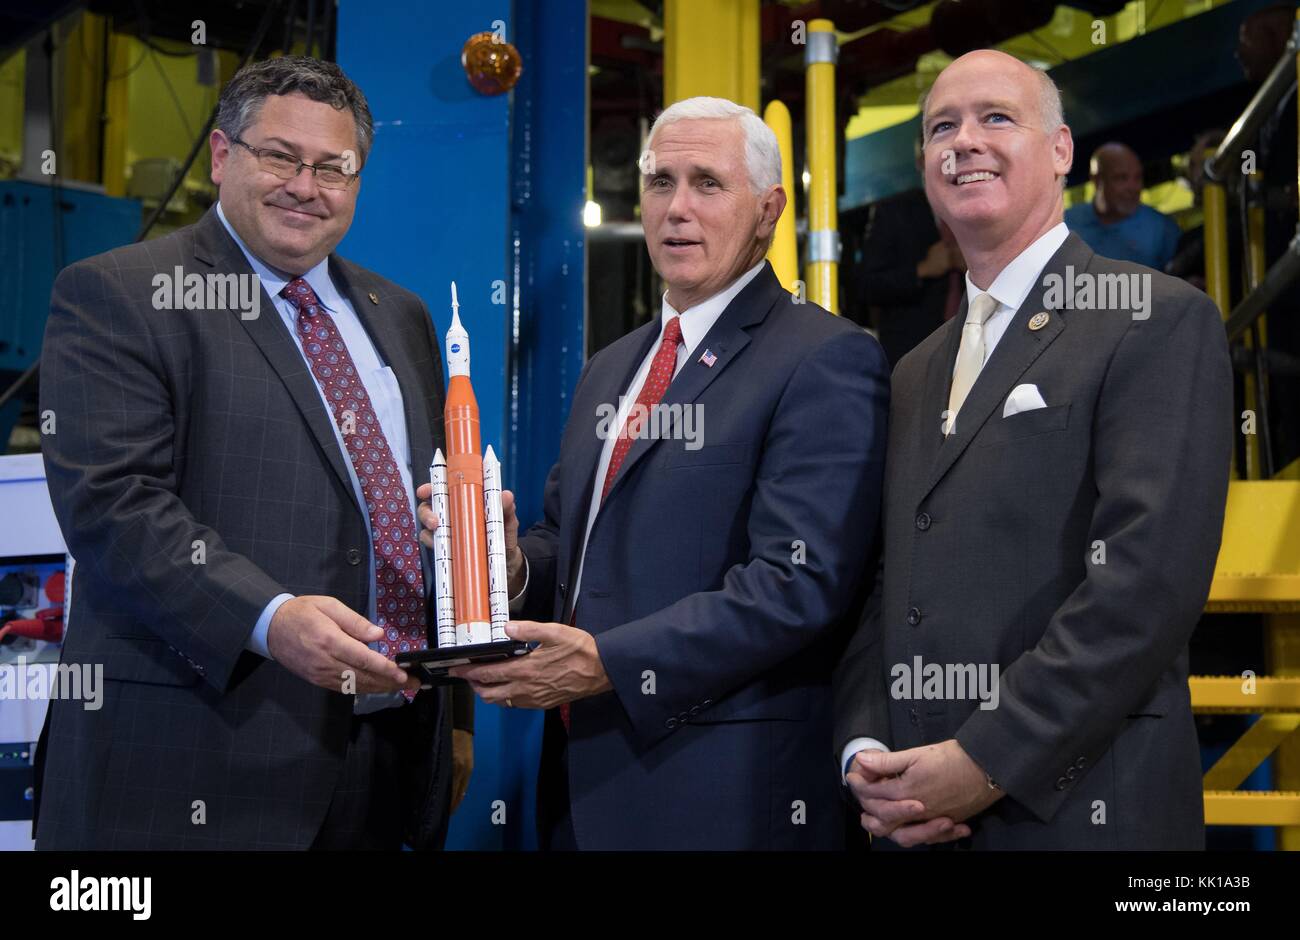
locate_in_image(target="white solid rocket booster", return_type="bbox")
[429,449,457,648]
[483,445,510,642]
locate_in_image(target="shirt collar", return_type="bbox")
[215,202,341,311]
[660,260,767,354]
[965,221,1069,313]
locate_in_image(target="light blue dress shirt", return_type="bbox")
[217,203,425,712]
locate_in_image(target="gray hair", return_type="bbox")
[216,56,374,167]
[645,96,782,193]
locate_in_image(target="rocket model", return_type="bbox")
[431,283,511,648]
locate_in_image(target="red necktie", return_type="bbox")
[561,315,684,731]
[281,278,426,670]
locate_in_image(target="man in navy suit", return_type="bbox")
[419,96,890,850]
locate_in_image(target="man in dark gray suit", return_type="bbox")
[833,50,1232,850]
[35,56,472,849]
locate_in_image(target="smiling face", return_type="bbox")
[921,51,1072,257]
[640,118,785,311]
[210,91,361,275]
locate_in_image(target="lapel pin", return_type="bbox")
[368,291,379,305]
[1028,311,1049,331]
[699,348,717,367]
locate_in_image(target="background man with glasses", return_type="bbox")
[34,56,473,850]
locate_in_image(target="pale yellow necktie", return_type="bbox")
[944,291,999,436]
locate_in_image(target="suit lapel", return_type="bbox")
[598,263,781,507]
[558,320,660,552]
[331,256,435,486]
[193,209,361,512]
[915,310,965,476]
[917,232,1090,504]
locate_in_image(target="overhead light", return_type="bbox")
[583,200,602,227]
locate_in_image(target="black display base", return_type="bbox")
[396,639,531,685]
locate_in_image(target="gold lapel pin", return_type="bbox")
[1028,311,1049,331]
[368,292,379,305]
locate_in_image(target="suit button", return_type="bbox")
[701,698,712,707]
[665,717,679,730]
[688,705,700,717]
[346,548,362,565]
[915,512,931,531]
[909,707,920,725]
[1055,777,1068,790]
[677,712,689,722]
[1075,757,1086,770]
[559,582,567,596]
[1065,767,1077,780]
[906,607,922,626]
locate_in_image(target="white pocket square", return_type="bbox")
[1003,383,1047,418]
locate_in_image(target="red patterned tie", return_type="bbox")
[561,315,684,731]
[281,278,427,674]
[600,315,683,501]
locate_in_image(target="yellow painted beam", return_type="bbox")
[60,13,106,184]
[763,100,797,292]
[1207,481,1300,609]
[804,19,838,314]
[1270,613,1300,848]
[663,0,759,110]
[1202,714,1300,789]
[1241,175,1267,479]
[1202,181,1230,320]
[1190,675,1300,713]
[1204,791,1300,827]
[101,32,132,198]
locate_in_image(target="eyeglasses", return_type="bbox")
[230,137,359,190]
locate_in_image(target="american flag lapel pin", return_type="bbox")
[699,348,717,367]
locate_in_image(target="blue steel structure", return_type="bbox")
[338,0,586,849]
[0,181,140,446]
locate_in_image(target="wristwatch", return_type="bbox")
[986,772,1002,791]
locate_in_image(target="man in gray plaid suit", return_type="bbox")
[34,56,472,850]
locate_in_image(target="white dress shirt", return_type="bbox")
[568,260,765,606]
[956,221,1069,372]
[841,221,1070,781]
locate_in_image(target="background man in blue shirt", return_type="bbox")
[1064,141,1182,270]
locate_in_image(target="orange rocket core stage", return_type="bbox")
[445,373,491,637]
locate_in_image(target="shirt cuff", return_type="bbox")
[841,737,890,785]
[248,593,294,660]
[507,554,529,614]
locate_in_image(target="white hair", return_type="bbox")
[644,96,782,193]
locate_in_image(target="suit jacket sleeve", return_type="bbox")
[594,327,891,746]
[832,554,893,755]
[954,287,1232,823]
[40,259,286,693]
